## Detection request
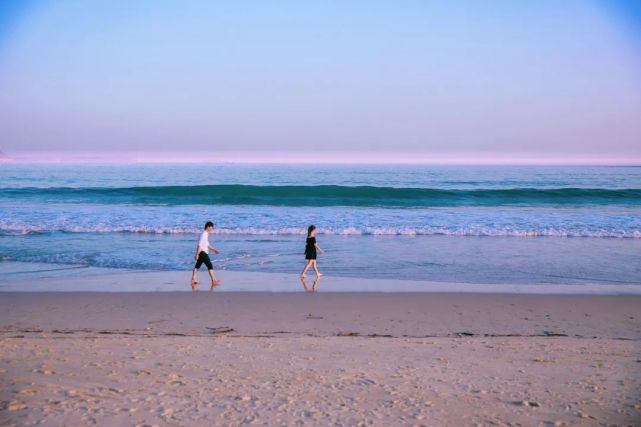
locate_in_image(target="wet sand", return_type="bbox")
[1,289,640,426]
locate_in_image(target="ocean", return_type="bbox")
[1,164,640,286]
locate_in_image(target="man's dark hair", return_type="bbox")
[204,221,214,229]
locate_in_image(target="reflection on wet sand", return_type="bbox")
[300,275,321,292]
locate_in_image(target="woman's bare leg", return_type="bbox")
[312,260,322,277]
[301,260,313,276]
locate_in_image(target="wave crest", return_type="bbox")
[1,225,639,238]
[1,185,640,207]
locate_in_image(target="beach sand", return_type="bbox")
[1,275,641,425]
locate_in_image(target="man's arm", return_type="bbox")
[208,244,220,254]
[195,244,201,260]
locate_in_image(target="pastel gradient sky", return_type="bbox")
[0,0,640,163]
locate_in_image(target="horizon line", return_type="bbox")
[1,150,640,166]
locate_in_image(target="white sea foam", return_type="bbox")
[1,223,640,238]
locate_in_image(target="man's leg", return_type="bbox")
[208,269,220,290]
[192,252,203,288]
[203,254,220,289]
[191,268,199,289]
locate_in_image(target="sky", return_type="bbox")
[0,0,640,164]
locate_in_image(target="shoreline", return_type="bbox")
[2,261,640,294]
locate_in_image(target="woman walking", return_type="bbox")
[301,225,325,277]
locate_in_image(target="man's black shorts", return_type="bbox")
[194,251,213,270]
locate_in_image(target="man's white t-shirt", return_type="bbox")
[198,231,209,254]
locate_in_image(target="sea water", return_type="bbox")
[1,164,640,286]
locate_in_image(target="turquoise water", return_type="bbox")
[2,185,640,207]
[1,164,640,286]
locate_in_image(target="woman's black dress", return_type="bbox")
[305,237,317,260]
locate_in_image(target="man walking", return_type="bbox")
[191,221,221,290]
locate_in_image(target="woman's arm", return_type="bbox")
[315,243,325,254]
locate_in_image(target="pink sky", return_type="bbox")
[3,150,639,165]
[1,2,640,164]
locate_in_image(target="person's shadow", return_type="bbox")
[300,275,321,292]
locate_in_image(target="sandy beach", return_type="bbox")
[3,0,641,425]
[1,275,641,426]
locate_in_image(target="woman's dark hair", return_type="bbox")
[204,221,214,229]
[307,225,316,237]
